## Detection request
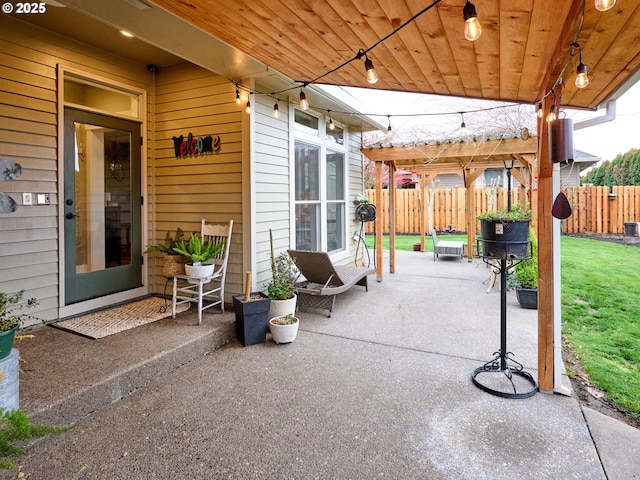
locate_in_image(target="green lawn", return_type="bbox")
[364,233,640,419]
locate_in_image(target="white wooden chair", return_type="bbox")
[171,219,233,323]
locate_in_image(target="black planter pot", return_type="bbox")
[480,219,531,259]
[516,288,538,309]
[233,292,271,346]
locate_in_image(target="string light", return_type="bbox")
[460,112,466,130]
[575,61,589,89]
[386,115,392,137]
[235,85,241,105]
[328,110,335,130]
[546,104,556,122]
[245,93,251,114]
[463,1,482,42]
[299,88,309,110]
[273,98,280,118]
[536,102,543,118]
[595,0,616,11]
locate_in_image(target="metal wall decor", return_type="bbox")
[172,133,221,159]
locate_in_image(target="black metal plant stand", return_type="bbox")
[472,244,538,399]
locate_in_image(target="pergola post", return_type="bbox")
[389,162,396,274]
[419,173,426,251]
[375,161,383,281]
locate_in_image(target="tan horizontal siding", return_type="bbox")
[147,63,243,299]
[0,16,152,324]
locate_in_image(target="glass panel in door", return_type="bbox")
[64,108,142,304]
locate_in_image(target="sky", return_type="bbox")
[342,80,640,165]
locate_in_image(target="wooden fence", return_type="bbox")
[364,186,640,235]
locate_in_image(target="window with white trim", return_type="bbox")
[294,110,346,252]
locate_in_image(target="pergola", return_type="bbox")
[362,136,538,272]
[56,0,640,394]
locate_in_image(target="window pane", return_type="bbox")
[327,202,345,252]
[65,75,139,118]
[326,151,345,201]
[326,123,344,145]
[295,203,320,251]
[295,142,320,200]
[484,169,503,187]
[294,110,319,136]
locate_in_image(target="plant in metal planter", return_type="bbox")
[172,233,223,278]
[477,204,532,259]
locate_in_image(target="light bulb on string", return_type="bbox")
[460,113,466,130]
[245,93,251,114]
[364,55,378,84]
[386,116,392,137]
[595,0,616,11]
[328,110,335,130]
[536,102,543,118]
[235,85,241,105]
[463,1,482,41]
[273,99,280,119]
[546,104,556,122]
[575,60,589,89]
[299,88,309,110]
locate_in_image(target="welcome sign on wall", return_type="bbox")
[172,133,221,159]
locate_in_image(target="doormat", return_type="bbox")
[53,297,189,339]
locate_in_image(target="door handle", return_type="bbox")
[65,212,82,219]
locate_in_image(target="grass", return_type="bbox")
[0,409,69,470]
[364,233,640,419]
[363,233,467,252]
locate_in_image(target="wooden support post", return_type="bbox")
[420,173,426,251]
[389,162,396,274]
[537,95,555,392]
[375,161,383,281]
[466,178,476,260]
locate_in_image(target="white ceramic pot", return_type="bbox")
[269,316,299,344]
[268,294,297,320]
[184,262,214,278]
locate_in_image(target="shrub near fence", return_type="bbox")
[365,186,640,235]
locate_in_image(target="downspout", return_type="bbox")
[573,99,617,130]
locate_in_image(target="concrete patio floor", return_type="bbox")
[6,250,639,479]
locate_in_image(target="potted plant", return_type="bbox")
[269,313,299,344]
[0,290,38,359]
[513,228,538,309]
[144,228,188,278]
[477,203,532,259]
[266,250,298,319]
[172,233,223,278]
[233,272,271,346]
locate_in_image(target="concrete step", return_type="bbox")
[15,309,236,426]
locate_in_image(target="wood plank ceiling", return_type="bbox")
[151,0,640,110]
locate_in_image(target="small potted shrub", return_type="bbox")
[144,228,188,278]
[513,228,538,309]
[266,251,298,319]
[0,290,39,359]
[269,313,299,344]
[172,233,223,278]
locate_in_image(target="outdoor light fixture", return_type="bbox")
[386,116,392,136]
[463,1,482,42]
[460,113,466,130]
[503,159,515,211]
[245,93,251,114]
[328,111,335,130]
[546,104,556,122]
[575,61,589,89]
[235,85,241,105]
[299,89,309,110]
[364,54,379,84]
[273,99,280,119]
[536,103,543,118]
[595,0,616,11]
[119,30,134,38]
